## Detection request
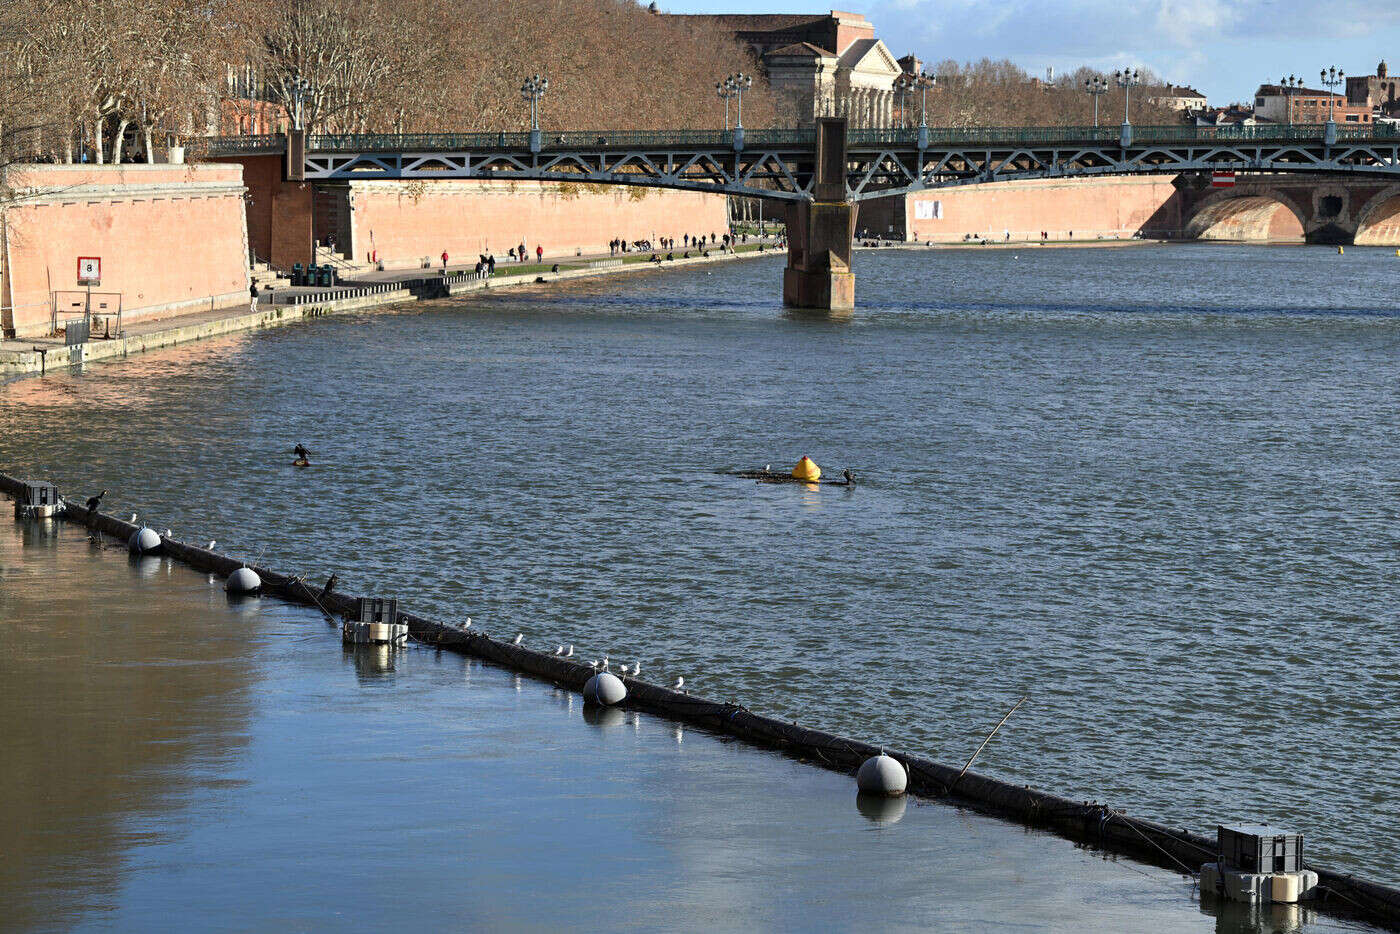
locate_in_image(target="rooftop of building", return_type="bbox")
[1157,85,1207,99]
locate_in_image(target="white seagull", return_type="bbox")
[164,529,172,538]
[601,657,610,672]
[673,676,685,691]
[629,662,641,677]
[588,660,599,671]
[554,645,565,656]
[512,633,523,645]
[564,645,574,657]
[207,540,216,550]
[460,618,472,630]
[130,513,137,523]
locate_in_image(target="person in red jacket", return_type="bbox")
[440,250,449,271]
[535,244,543,262]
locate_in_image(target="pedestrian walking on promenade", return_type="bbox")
[487,254,496,274]
[518,241,527,263]
[536,244,543,262]
[441,250,449,271]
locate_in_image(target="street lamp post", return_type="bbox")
[722,72,752,151]
[715,81,736,130]
[520,74,549,152]
[1319,66,1344,122]
[1084,75,1108,127]
[723,73,752,129]
[894,74,910,127]
[1115,68,1141,124]
[916,71,936,126]
[1320,65,1344,146]
[1279,74,1302,127]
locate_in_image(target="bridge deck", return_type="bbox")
[192,124,1400,201]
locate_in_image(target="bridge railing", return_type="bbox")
[306,129,818,152]
[848,123,1400,147]
[192,122,1397,159]
[190,134,287,156]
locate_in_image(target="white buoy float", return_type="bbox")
[856,752,908,797]
[128,526,162,555]
[225,566,262,595]
[582,671,627,707]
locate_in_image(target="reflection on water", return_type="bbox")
[0,515,1385,933]
[855,792,908,825]
[0,524,258,931]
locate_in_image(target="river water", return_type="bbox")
[2,243,1398,919]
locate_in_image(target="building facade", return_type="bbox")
[1150,86,1208,114]
[1347,62,1399,115]
[673,10,905,127]
[1255,84,1372,124]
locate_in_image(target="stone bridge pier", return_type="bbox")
[1183,176,1400,245]
[783,118,857,312]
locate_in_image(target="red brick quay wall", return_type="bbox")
[860,176,1190,243]
[334,180,730,268]
[1,164,250,339]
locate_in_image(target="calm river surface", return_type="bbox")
[3,243,1399,920]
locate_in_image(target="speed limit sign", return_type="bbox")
[77,256,101,285]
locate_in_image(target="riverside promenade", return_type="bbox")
[0,239,782,380]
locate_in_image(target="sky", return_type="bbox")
[662,0,1400,105]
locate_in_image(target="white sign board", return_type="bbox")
[77,256,101,284]
[913,200,943,221]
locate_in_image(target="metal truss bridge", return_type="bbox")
[201,123,1400,202]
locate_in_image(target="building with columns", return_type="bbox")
[670,10,906,127]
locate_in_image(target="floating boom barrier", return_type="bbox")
[3,469,1399,931]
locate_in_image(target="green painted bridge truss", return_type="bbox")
[198,124,1400,201]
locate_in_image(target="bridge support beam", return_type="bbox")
[783,117,856,313]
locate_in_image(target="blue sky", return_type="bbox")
[664,0,1400,105]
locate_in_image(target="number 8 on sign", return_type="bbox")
[77,256,101,285]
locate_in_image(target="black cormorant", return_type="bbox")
[85,489,107,512]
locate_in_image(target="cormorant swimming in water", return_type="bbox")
[842,469,855,486]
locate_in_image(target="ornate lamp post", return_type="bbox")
[1084,75,1109,127]
[915,71,936,126]
[894,73,912,127]
[1319,66,1344,122]
[723,73,753,129]
[520,74,549,130]
[1279,74,1302,127]
[715,81,737,130]
[1115,68,1141,125]
[723,72,752,151]
[521,74,549,152]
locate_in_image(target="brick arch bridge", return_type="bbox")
[1182,178,1400,245]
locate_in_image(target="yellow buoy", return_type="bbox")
[792,456,822,483]
[1338,246,1344,255]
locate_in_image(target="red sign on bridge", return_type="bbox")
[1211,171,1237,188]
